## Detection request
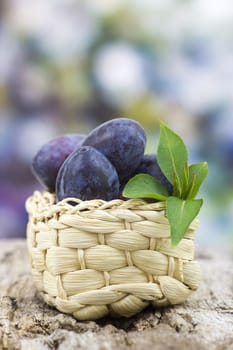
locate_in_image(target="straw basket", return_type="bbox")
[26,191,201,321]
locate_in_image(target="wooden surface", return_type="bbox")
[0,239,232,350]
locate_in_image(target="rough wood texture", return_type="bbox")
[0,240,232,350]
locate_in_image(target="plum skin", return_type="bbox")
[31,133,85,192]
[80,118,147,182]
[56,146,120,202]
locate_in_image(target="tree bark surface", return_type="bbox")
[0,240,232,350]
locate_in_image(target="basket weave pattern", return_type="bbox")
[26,191,201,321]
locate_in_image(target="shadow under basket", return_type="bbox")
[26,191,201,321]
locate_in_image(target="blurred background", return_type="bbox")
[0,0,232,247]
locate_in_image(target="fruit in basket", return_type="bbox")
[30,119,208,247]
[80,118,146,181]
[133,154,173,194]
[31,134,85,192]
[56,146,120,201]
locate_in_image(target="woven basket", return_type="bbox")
[26,191,201,321]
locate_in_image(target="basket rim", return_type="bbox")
[26,190,166,215]
[25,191,200,234]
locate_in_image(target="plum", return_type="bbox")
[80,118,146,182]
[31,133,85,192]
[56,146,120,202]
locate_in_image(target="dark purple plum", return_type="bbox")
[80,118,146,182]
[31,133,85,192]
[132,154,173,194]
[56,146,120,202]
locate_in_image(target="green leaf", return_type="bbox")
[183,162,189,197]
[172,172,181,197]
[185,174,196,199]
[122,174,169,201]
[166,196,203,246]
[186,162,208,199]
[157,122,188,196]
